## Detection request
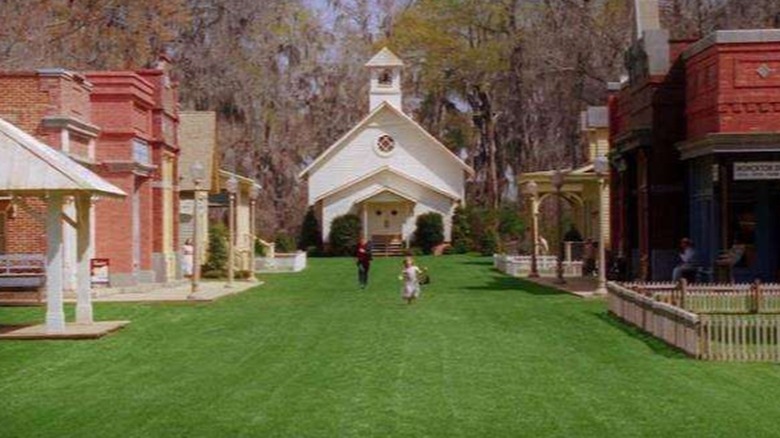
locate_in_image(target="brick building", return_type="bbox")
[610,2,780,282]
[0,58,181,287]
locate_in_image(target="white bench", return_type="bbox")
[0,254,46,303]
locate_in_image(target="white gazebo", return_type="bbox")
[0,118,126,336]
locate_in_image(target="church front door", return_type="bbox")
[367,202,406,238]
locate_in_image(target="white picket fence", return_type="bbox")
[493,254,583,278]
[608,281,780,362]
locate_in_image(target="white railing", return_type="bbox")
[494,254,583,278]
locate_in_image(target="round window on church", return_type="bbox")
[376,135,395,155]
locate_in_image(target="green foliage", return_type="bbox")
[480,229,500,256]
[203,223,228,275]
[254,238,266,257]
[275,233,297,253]
[451,206,472,254]
[298,208,321,252]
[328,214,361,256]
[413,212,445,254]
[468,207,498,254]
[498,204,525,241]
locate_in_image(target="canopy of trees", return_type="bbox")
[0,0,777,234]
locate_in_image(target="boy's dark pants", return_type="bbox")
[358,262,370,287]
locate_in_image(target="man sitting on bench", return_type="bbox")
[672,238,697,282]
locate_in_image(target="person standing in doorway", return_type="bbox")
[356,237,373,289]
[182,239,194,278]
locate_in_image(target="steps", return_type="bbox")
[371,235,405,257]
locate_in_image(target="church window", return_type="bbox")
[375,210,382,216]
[378,69,393,87]
[376,135,395,155]
[391,210,398,216]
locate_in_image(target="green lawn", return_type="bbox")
[1,256,780,437]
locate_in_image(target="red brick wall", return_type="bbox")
[139,177,153,271]
[5,200,46,255]
[686,42,780,139]
[0,74,51,137]
[94,174,134,274]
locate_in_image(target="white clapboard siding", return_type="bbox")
[306,106,467,205]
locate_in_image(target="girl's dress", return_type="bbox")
[182,244,194,276]
[402,266,422,299]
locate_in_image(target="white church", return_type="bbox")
[299,48,473,252]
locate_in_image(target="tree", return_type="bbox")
[203,223,229,275]
[328,214,362,256]
[298,208,322,251]
[413,212,444,254]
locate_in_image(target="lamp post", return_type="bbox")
[594,156,609,295]
[249,183,261,282]
[189,161,205,296]
[226,175,238,287]
[524,181,540,278]
[552,170,566,285]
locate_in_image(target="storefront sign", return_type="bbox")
[90,258,110,287]
[733,162,780,181]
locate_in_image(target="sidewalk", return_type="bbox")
[83,279,263,303]
[525,276,604,299]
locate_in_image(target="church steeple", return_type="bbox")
[366,47,404,112]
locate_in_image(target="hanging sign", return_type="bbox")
[90,258,110,287]
[733,162,780,181]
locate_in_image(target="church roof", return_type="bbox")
[313,165,461,203]
[0,118,125,197]
[298,101,474,178]
[365,47,405,67]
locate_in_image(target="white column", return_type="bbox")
[63,197,77,291]
[75,194,93,323]
[595,176,608,295]
[46,193,66,332]
[362,204,368,241]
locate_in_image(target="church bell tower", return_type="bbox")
[366,47,404,112]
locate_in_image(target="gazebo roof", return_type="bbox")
[0,118,125,197]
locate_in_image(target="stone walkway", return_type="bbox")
[1,280,262,340]
[72,280,262,304]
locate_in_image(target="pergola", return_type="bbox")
[518,164,610,248]
[0,118,125,333]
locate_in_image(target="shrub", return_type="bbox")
[275,233,297,253]
[468,207,499,254]
[328,214,362,256]
[451,206,472,254]
[498,204,525,242]
[203,223,228,275]
[413,212,444,254]
[298,208,321,251]
[480,229,500,256]
[254,238,266,257]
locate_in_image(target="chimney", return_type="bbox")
[634,0,661,39]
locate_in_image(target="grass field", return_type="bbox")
[1,255,780,437]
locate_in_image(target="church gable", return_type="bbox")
[305,103,469,204]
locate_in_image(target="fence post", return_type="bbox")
[751,279,762,314]
[677,278,688,309]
